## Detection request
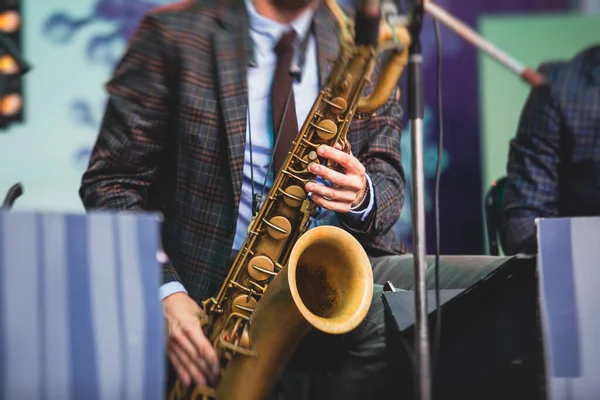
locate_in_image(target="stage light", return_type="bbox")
[0,93,21,116]
[0,10,20,32]
[0,0,28,130]
[0,54,18,74]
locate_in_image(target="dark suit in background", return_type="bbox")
[502,45,600,255]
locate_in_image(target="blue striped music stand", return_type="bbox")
[0,211,165,399]
[537,216,600,400]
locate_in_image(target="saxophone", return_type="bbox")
[169,1,410,398]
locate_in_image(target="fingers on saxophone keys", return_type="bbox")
[311,194,352,213]
[306,183,355,204]
[308,163,347,187]
[171,338,206,386]
[171,328,211,386]
[182,326,220,383]
[186,327,221,380]
[168,351,190,387]
[317,145,363,174]
[168,341,202,387]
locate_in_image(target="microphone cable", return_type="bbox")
[431,14,444,375]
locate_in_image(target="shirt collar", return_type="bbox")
[245,0,315,47]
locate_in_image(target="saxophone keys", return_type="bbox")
[282,185,306,208]
[239,323,251,349]
[247,255,276,281]
[232,294,258,314]
[315,119,338,140]
[264,215,291,240]
[328,96,347,114]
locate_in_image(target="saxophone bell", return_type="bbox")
[214,226,373,400]
[287,225,374,334]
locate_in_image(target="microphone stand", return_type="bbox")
[401,1,544,399]
[422,1,545,87]
[407,3,431,400]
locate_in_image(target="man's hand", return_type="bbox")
[305,144,368,213]
[163,292,220,387]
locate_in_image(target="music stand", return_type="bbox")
[0,210,165,399]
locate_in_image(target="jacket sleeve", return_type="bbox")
[501,65,561,255]
[79,13,181,284]
[338,81,405,238]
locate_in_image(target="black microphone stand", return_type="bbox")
[399,0,546,398]
[407,3,431,400]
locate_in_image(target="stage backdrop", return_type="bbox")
[478,13,600,252]
[0,0,571,254]
[577,0,600,12]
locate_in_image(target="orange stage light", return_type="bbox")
[0,93,22,117]
[0,10,20,33]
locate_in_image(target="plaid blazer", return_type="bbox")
[80,0,407,302]
[501,45,600,255]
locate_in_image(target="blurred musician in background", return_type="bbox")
[79,0,408,398]
[502,44,600,255]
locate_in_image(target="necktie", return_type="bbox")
[271,30,298,173]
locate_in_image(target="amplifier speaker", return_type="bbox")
[382,256,547,400]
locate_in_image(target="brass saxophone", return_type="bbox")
[169,1,410,399]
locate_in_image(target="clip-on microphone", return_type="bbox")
[289,44,305,83]
[289,26,312,84]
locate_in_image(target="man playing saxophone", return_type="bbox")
[80,0,407,398]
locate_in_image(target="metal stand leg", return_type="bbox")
[408,3,431,399]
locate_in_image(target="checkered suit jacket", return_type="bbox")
[501,45,600,255]
[80,0,407,302]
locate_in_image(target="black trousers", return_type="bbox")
[271,254,512,400]
[167,254,511,399]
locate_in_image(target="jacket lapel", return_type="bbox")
[211,0,341,204]
[313,2,342,85]
[214,0,250,207]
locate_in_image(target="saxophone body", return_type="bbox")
[170,1,410,399]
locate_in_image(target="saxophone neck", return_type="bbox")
[324,0,382,46]
[348,1,412,114]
